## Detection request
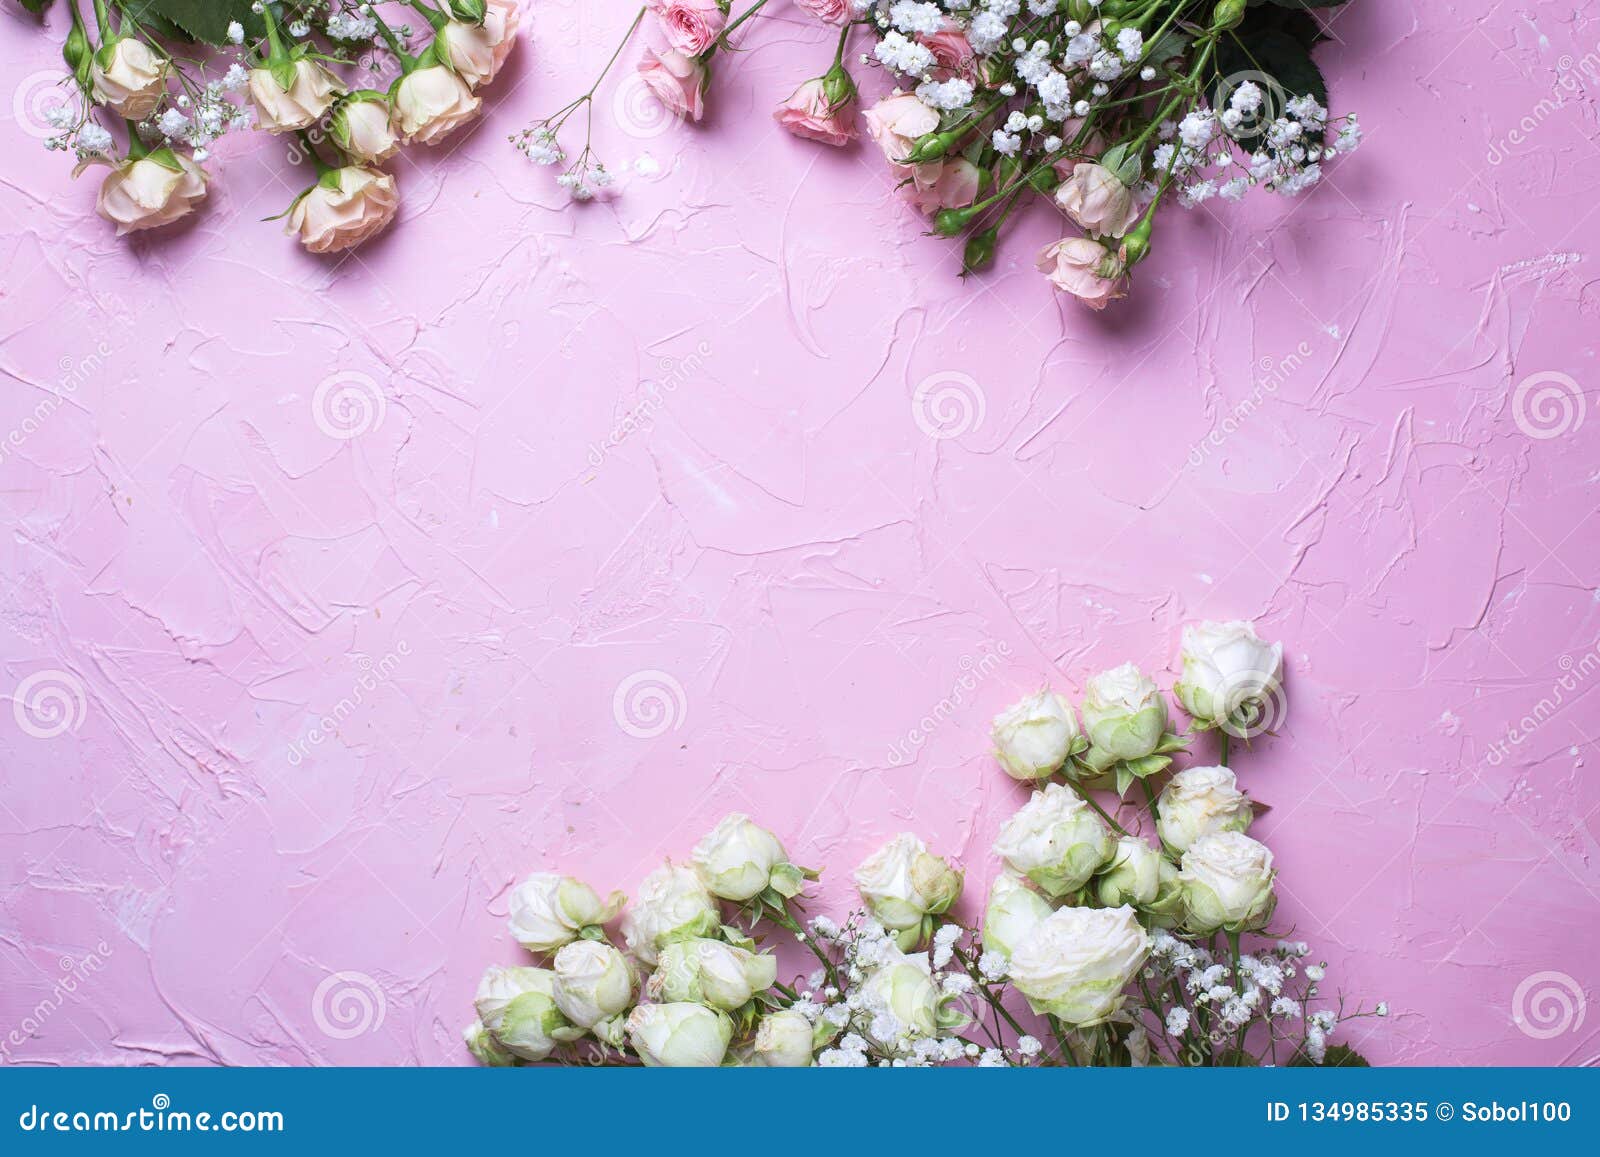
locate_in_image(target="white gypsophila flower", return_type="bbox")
[982,871,1053,958]
[917,78,975,110]
[1116,28,1143,61]
[859,947,952,1051]
[227,21,245,44]
[1007,905,1151,1026]
[1180,831,1277,933]
[627,1002,733,1067]
[620,862,721,965]
[990,689,1080,780]
[507,872,624,954]
[853,833,962,947]
[1165,1007,1191,1036]
[691,812,792,901]
[993,782,1112,897]
[1156,765,1253,853]
[1080,662,1168,760]
[992,129,1022,156]
[875,31,937,76]
[889,0,945,34]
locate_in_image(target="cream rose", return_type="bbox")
[627,1002,733,1067]
[288,167,399,254]
[249,59,342,132]
[992,782,1112,898]
[749,1010,815,1066]
[692,812,798,901]
[91,38,168,121]
[991,689,1080,780]
[1180,831,1276,932]
[506,872,624,954]
[619,862,721,965]
[853,833,963,948]
[1006,905,1151,1026]
[461,1017,514,1065]
[551,940,634,1028]
[473,966,580,1060]
[1156,765,1254,853]
[982,872,1053,959]
[95,153,207,236]
[392,65,482,145]
[438,0,522,88]
[1055,162,1142,237]
[1081,662,1168,760]
[1173,620,1285,731]
[863,90,940,165]
[646,938,778,1010]
[1095,835,1163,907]
[331,96,399,164]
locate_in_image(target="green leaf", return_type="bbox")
[1214,25,1330,145]
[20,0,53,15]
[137,0,266,47]
[1290,1043,1371,1066]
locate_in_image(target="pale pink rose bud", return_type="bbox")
[795,0,851,23]
[863,90,940,166]
[637,47,708,122]
[249,60,343,133]
[331,96,399,164]
[95,153,207,236]
[288,167,400,254]
[1037,237,1127,310]
[1055,162,1141,237]
[906,157,982,215]
[91,38,169,121]
[438,0,523,88]
[645,0,727,58]
[773,76,857,148]
[392,66,482,145]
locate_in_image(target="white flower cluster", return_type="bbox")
[468,617,1384,1068]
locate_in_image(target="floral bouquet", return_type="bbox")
[517,0,1359,308]
[465,619,1386,1067]
[23,1,521,251]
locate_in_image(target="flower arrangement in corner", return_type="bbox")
[515,0,1360,309]
[23,0,520,252]
[465,619,1388,1068]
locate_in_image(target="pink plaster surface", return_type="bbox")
[1,1,1598,1067]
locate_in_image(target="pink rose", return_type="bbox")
[95,153,207,235]
[638,47,708,122]
[863,90,940,165]
[289,167,399,254]
[774,77,857,148]
[1037,237,1126,310]
[1055,162,1141,237]
[646,0,727,57]
[906,157,981,215]
[392,65,482,145]
[795,0,851,23]
[438,0,523,88]
[921,22,977,82]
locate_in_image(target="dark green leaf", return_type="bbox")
[1214,26,1330,145]
[136,0,265,47]
[1290,1043,1372,1066]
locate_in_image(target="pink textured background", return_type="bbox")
[2,1,1598,1066]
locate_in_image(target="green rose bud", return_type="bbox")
[1096,836,1164,907]
[647,938,778,1010]
[626,1002,733,1067]
[749,1009,815,1067]
[854,833,964,949]
[1081,662,1169,761]
[982,872,1053,959]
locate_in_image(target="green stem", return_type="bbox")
[1218,730,1231,767]
[1066,778,1133,838]
[371,9,419,72]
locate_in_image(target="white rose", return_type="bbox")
[853,833,963,948]
[647,938,777,1010]
[551,940,634,1028]
[462,1017,514,1066]
[991,689,1080,780]
[1180,831,1276,932]
[437,0,522,88]
[288,167,399,254]
[982,872,1053,958]
[1156,765,1253,853]
[91,38,168,121]
[860,951,945,1047]
[473,966,578,1061]
[692,813,796,901]
[248,59,342,132]
[506,873,623,954]
[331,96,400,164]
[620,863,721,966]
[1095,835,1163,907]
[1007,905,1151,1026]
[992,783,1113,897]
[95,153,207,236]
[391,65,482,145]
[1173,620,1284,730]
[1081,662,1169,760]
[626,1002,732,1067]
[749,1010,815,1067]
